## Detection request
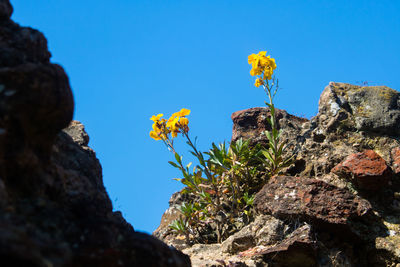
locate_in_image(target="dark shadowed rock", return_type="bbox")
[0,2,190,266]
[332,150,392,191]
[0,0,12,20]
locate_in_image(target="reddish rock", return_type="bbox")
[231,107,308,145]
[332,150,392,190]
[254,176,371,232]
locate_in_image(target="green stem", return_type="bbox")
[183,131,222,209]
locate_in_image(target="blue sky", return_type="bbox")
[11,0,400,233]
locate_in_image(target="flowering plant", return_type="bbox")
[248,51,293,176]
[149,50,293,244]
[149,109,263,243]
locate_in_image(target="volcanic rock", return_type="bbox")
[231,107,308,147]
[254,176,372,236]
[391,147,400,175]
[332,150,392,191]
[317,82,400,136]
[239,224,317,267]
[221,215,284,254]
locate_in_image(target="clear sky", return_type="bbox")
[11,0,400,234]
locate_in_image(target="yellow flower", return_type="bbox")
[150,113,163,122]
[179,117,189,132]
[171,108,191,118]
[263,69,273,80]
[176,108,191,117]
[150,130,162,140]
[152,122,160,132]
[254,78,263,87]
[167,116,180,131]
[250,66,262,76]
[248,51,266,65]
[179,117,189,126]
[269,57,277,70]
[248,51,276,79]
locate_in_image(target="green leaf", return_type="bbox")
[168,161,180,169]
[264,131,273,143]
[262,150,274,164]
[174,152,182,164]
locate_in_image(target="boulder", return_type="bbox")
[317,82,400,136]
[231,107,308,146]
[332,150,392,190]
[254,176,372,235]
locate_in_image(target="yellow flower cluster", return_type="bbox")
[248,51,276,86]
[150,108,191,140]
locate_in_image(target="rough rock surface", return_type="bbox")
[221,215,284,254]
[0,1,190,266]
[332,150,392,190]
[254,176,373,234]
[240,224,317,267]
[318,82,400,136]
[391,147,400,175]
[157,82,400,266]
[231,107,308,147]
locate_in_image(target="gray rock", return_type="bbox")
[318,82,400,136]
[221,215,284,254]
[63,120,89,146]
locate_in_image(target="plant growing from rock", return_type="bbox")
[248,51,293,176]
[149,109,263,243]
[149,50,294,244]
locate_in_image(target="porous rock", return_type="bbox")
[317,82,400,136]
[254,176,372,234]
[239,224,317,267]
[221,215,284,254]
[332,150,392,191]
[391,147,400,175]
[231,107,307,147]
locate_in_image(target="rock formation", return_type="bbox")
[0,1,190,266]
[155,82,400,266]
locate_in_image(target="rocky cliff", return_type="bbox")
[0,1,190,266]
[155,82,400,266]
